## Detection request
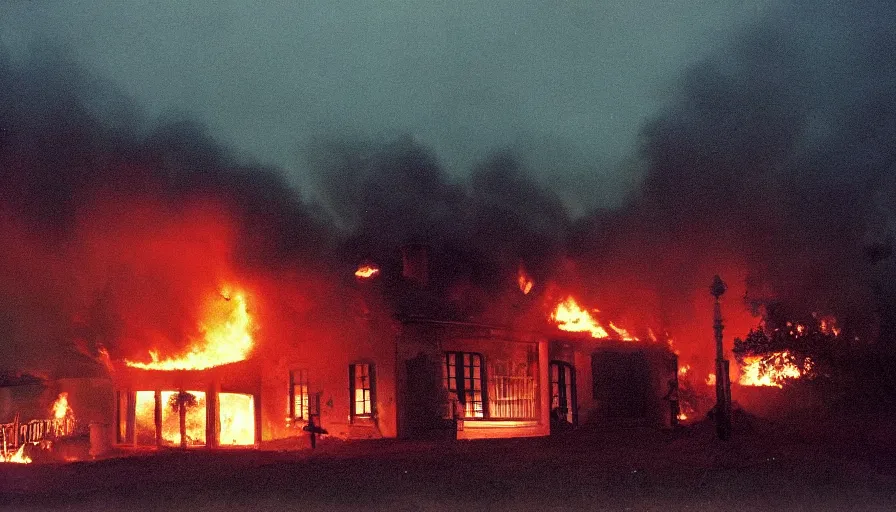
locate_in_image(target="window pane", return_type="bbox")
[219,393,255,446]
[291,370,309,420]
[134,391,155,446]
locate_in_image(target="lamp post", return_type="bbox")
[711,275,732,440]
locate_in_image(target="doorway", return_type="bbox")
[550,361,577,430]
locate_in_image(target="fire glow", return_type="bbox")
[739,350,811,388]
[517,265,534,295]
[125,289,254,371]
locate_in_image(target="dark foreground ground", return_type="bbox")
[2,412,895,511]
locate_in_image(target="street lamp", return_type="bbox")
[711,275,732,440]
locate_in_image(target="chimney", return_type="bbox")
[401,244,429,286]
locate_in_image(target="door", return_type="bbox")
[550,361,577,429]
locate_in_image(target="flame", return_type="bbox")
[125,289,254,371]
[52,392,71,420]
[219,393,255,446]
[550,297,641,341]
[2,444,32,464]
[706,373,716,387]
[738,350,811,388]
[678,364,691,377]
[677,412,688,421]
[517,265,534,295]
[354,263,380,279]
[551,297,609,338]
[608,322,638,341]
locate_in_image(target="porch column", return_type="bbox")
[206,380,220,449]
[538,339,550,429]
[154,390,162,446]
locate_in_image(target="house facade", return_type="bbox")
[110,322,676,449]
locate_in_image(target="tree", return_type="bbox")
[168,391,198,449]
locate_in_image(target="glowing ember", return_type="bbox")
[517,265,534,295]
[738,350,811,388]
[678,364,691,377]
[52,392,71,420]
[706,373,716,386]
[125,289,254,371]
[677,412,688,421]
[2,444,32,464]
[819,316,842,336]
[354,263,380,279]
[551,297,609,338]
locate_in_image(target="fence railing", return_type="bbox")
[1,416,78,452]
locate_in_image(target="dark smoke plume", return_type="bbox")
[571,0,896,371]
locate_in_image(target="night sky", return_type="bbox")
[1,0,769,214]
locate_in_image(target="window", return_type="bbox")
[444,352,485,418]
[349,363,374,419]
[289,369,309,420]
[488,362,537,420]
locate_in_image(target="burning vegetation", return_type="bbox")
[733,313,843,389]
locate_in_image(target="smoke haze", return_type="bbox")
[2,1,896,379]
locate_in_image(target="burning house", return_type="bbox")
[102,244,677,450]
[11,27,891,458]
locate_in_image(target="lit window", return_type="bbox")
[289,369,309,420]
[444,352,485,418]
[349,363,374,419]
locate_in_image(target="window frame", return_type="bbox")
[289,369,310,421]
[444,351,486,419]
[550,360,577,425]
[349,362,376,422]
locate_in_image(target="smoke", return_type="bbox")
[0,45,336,373]
[0,43,571,374]
[308,138,570,323]
[3,1,896,379]
[570,0,896,368]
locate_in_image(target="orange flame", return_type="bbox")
[551,297,609,338]
[738,350,811,388]
[52,392,71,420]
[125,289,254,371]
[354,263,380,279]
[608,322,638,341]
[550,297,641,341]
[517,265,534,295]
[2,444,32,464]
